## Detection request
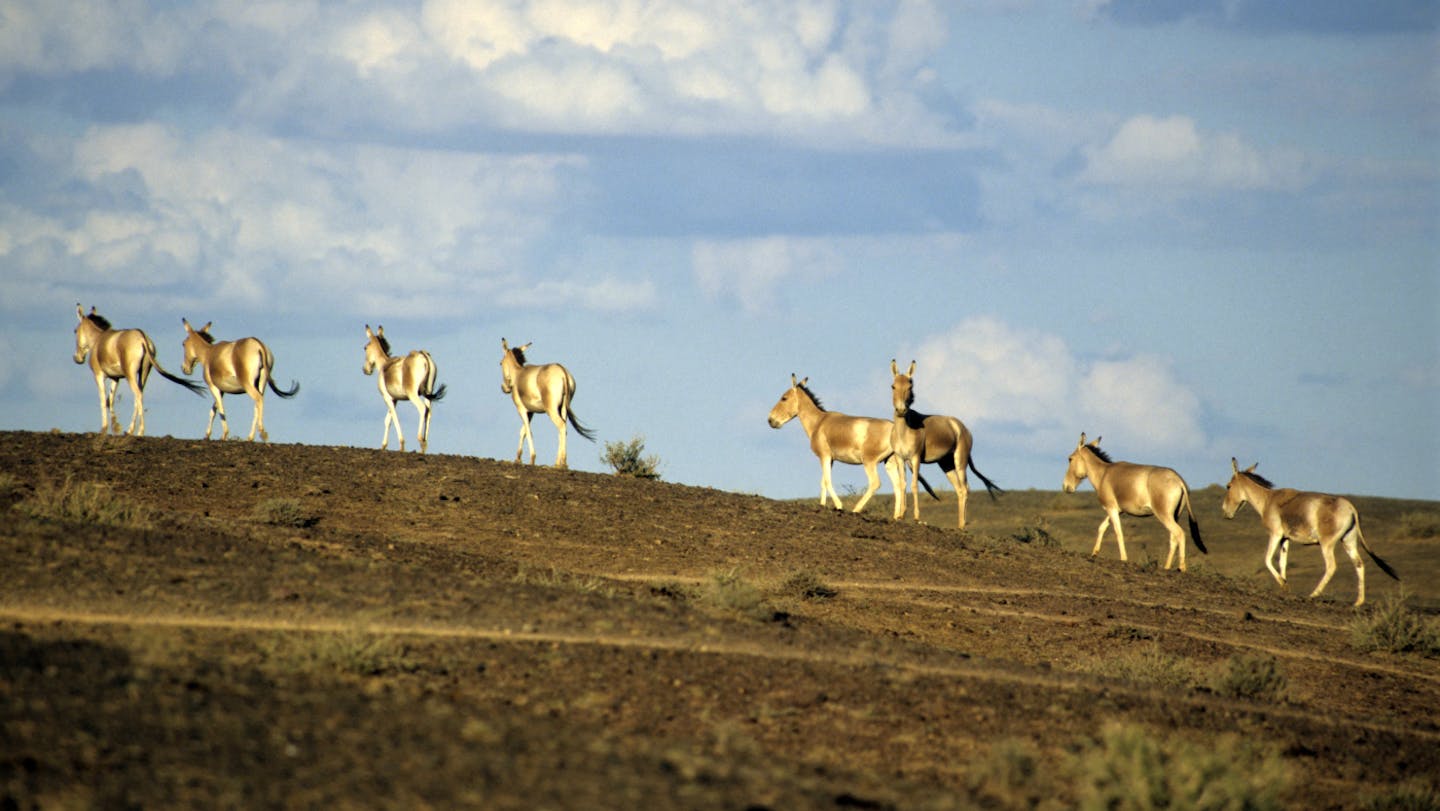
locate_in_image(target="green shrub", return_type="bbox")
[601,435,662,480]
[1350,594,1440,656]
[966,738,1059,810]
[19,476,153,529]
[252,497,319,528]
[1212,654,1288,702]
[1071,722,1289,811]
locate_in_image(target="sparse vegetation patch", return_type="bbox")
[1350,594,1440,656]
[19,476,153,529]
[252,497,319,528]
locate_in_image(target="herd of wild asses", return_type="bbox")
[71,304,1399,605]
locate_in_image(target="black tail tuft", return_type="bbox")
[917,472,939,501]
[269,378,300,399]
[430,383,448,402]
[157,366,207,396]
[568,410,597,442]
[1185,510,1207,554]
[968,458,1004,500]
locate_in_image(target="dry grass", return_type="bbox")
[19,476,153,529]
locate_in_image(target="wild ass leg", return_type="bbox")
[413,397,429,453]
[1264,533,1287,589]
[884,456,904,520]
[244,379,266,442]
[550,407,568,468]
[907,457,922,520]
[515,412,536,464]
[1110,511,1129,561]
[1310,540,1340,601]
[1159,513,1185,571]
[381,394,401,450]
[1091,514,1114,559]
[941,462,969,530]
[94,373,112,434]
[1340,533,1366,606]
[819,456,843,510]
[851,460,883,513]
[125,374,145,436]
[205,386,227,440]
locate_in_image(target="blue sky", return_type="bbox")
[2,0,1436,501]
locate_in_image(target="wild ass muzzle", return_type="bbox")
[889,359,1002,528]
[1222,458,1397,607]
[1062,433,1205,571]
[363,325,446,452]
[181,318,299,442]
[499,338,595,469]
[73,304,205,436]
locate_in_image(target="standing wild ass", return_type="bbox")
[889,360,1003,528]
[768,374,908,518]
[1222,459,1397,606]
[181,319,300,441]
[73,304,205,435]
[499,338,595,468]
[1062,433,1206,570]
[363,325,447,452]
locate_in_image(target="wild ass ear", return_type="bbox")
[76,303,85,321]
[906,360,916,376]
[1246,462,1258,473]
[1231,457,1239,473]
[200,321,212,334]
[377,325,385,338]
[800,376,808,387]
[365,324,374,337]
[890,359,898,375]
[1078,432,1087,447]
[790,373,798,386]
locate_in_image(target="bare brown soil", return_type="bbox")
[1,431,1437,809]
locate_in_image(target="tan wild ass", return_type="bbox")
[1222,459,1397,606]
[768,374,907,518]
[499,338,595,468]
[363,325,447,452]
[1062,433,1206,570]
[181,319,300,441]
[72,304,205,436]
[889,359,1003,528]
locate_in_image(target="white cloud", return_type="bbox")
[905,317,1205,455]
[497,276,658,312]
[3,123,592,316]
[1080,114,1310,193]
[692,236,840,314]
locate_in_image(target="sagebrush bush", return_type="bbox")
[1077,644,1199,691]
[1212,654,1288,702]
[699,569,772,621]
[1071,722,1289,811]
[252,497,319,528]
[1350,594,1440,656]
[601,435,662,480]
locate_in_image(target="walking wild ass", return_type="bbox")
[1062,433,1205,571]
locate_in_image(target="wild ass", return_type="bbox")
[180,319,300,441]
[889,360,1003,528]
[768,374,908,518]
[363,325,447,452]
[72,304,205,435]
[499,338,595,469]
[1222,459,1397,607]
[1062,433,1205,570]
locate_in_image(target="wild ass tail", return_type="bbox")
[568,409,597,443]
[917,472,939,501]
[143,335,206,396]
[268,377,300,398]
[1177,487,1207,554]
[1354,516,1400,581]
[421,352,446,401]
[968,457,1004,501]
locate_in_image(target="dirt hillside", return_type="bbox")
[2,431,1437,809]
